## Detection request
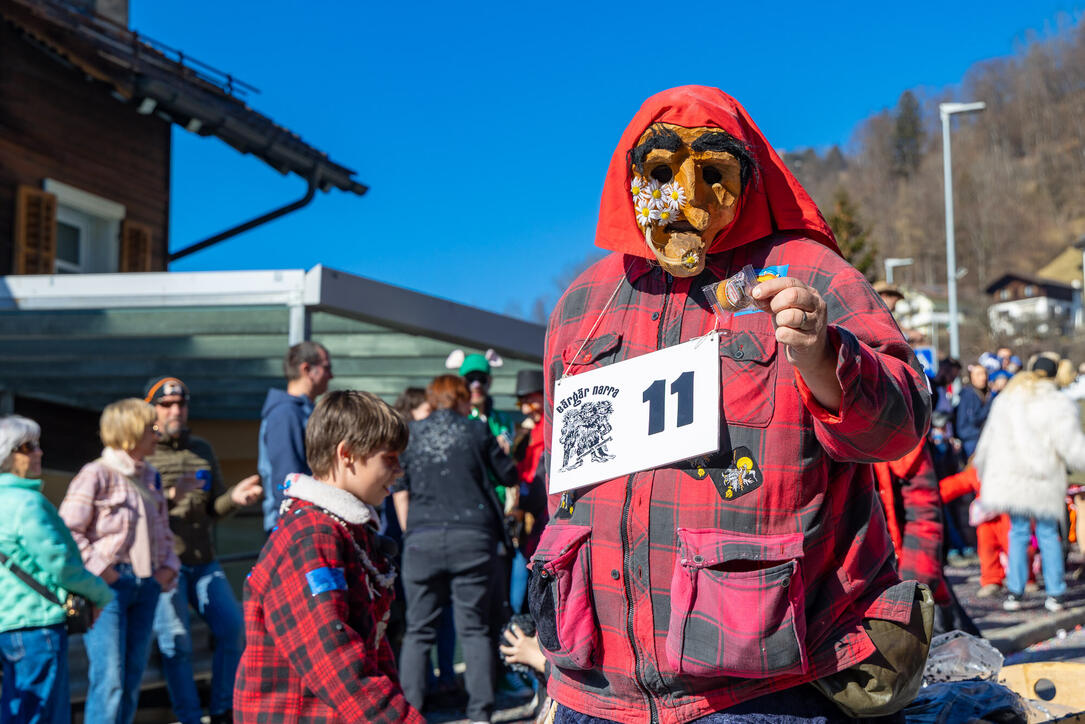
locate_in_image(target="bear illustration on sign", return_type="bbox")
[558,400,616,471]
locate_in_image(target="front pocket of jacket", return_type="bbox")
[719,314,778,428]
[665,528,808,678]
[93,500,131,536]
[527,524,597,670]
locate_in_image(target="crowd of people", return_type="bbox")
[6,85,1085,724]
[882,282,1085,616]
[0,342,547,724]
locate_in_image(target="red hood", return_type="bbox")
[594,86,839,258]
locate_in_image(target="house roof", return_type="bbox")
[0,267,546,419]
[984,272,1075,295]
[1036,246,1084,285]
[0,0,366,196]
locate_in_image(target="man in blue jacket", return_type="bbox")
[258,341,333,532]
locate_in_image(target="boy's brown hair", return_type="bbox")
[426,374,469,411]
[305,390,408,478]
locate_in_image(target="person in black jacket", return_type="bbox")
[395,374,519,723]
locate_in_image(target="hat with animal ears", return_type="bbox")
[445,349,504,377]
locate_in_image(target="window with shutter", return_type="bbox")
[120,220,153,272]
[13,185,58,274]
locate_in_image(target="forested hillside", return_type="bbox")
[785,14,1085,310]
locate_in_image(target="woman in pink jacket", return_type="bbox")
[60,398,180,724]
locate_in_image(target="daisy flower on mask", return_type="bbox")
[644,181,666,209]
[657,207,681,226]
[635,200,661,228]
[630,175,650,199]
[661,182,686,211]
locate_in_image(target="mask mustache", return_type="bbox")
[643,224,705,276]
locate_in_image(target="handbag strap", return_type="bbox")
[0,550,63,607]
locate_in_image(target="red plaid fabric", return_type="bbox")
[234,500,423,723]
[536,234,931,723]
[873,443,947,603]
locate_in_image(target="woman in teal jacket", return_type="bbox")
[0,415,113,724]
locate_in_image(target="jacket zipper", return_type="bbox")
[621,473,659,723]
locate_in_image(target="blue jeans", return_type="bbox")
[509,548,528,614]
[83,565,161,724]
[154,561,243,722]
[1008,515,1066,598]
[0,624,69,724]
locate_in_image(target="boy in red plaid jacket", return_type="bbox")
[234,390,424,723]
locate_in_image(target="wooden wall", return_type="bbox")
[991,278,1075,303]
[0,22,171,274]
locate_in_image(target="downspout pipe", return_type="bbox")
[168,173,319,263]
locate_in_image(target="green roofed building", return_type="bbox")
[0,265,545,493]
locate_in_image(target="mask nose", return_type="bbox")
[675,158,710,231]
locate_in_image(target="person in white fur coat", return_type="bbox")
[975,353,1085,613]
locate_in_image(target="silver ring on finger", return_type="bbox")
[800,310,808,328]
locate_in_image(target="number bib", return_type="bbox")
[550,331,721,494]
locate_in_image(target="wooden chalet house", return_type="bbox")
[1,0,365,277]
[985,273,1079,339]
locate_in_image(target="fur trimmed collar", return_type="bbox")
[284,473,377,526]
[99,446,143,477]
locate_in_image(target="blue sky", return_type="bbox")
[131,1,1084,320]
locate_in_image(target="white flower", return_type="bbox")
[657,207,681,226]
[635,201,661,228]
[630,175,650,198]
[661,182,686,211]
[643,180,666,209]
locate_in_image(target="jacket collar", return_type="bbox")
[0,472,42,491]
[99,446,143,478]
[155,430,191,452]
[284,473,377,526]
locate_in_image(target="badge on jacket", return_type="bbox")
[689,446,763,501]
[305,567,347,596]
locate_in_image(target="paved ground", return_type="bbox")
[946,548,1085,654]
[1004,624,1085,665]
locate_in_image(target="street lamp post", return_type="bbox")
[940,101,986,359]
[884,257,914,285]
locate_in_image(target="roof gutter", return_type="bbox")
[168,173,317,263]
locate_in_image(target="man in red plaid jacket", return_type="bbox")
[873,442,948,604]
[532,87,932,723]
[234,391,424,723]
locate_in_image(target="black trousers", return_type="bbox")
[400,526,498,722]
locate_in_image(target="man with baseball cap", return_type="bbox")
[143,376,262,724]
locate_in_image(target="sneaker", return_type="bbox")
[1045,596,1064,613]
[977,583,1002,598]
[497,670,534,703]
[1003,593,1022,611]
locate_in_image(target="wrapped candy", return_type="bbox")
[703,265,758,315]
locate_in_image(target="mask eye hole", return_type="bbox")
[702,166,722,185]
[649,166,673,183]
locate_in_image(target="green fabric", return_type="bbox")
[145,434,240,566]
[459,353,491,376]
[812,582,935,718]
[0,473,113,632]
